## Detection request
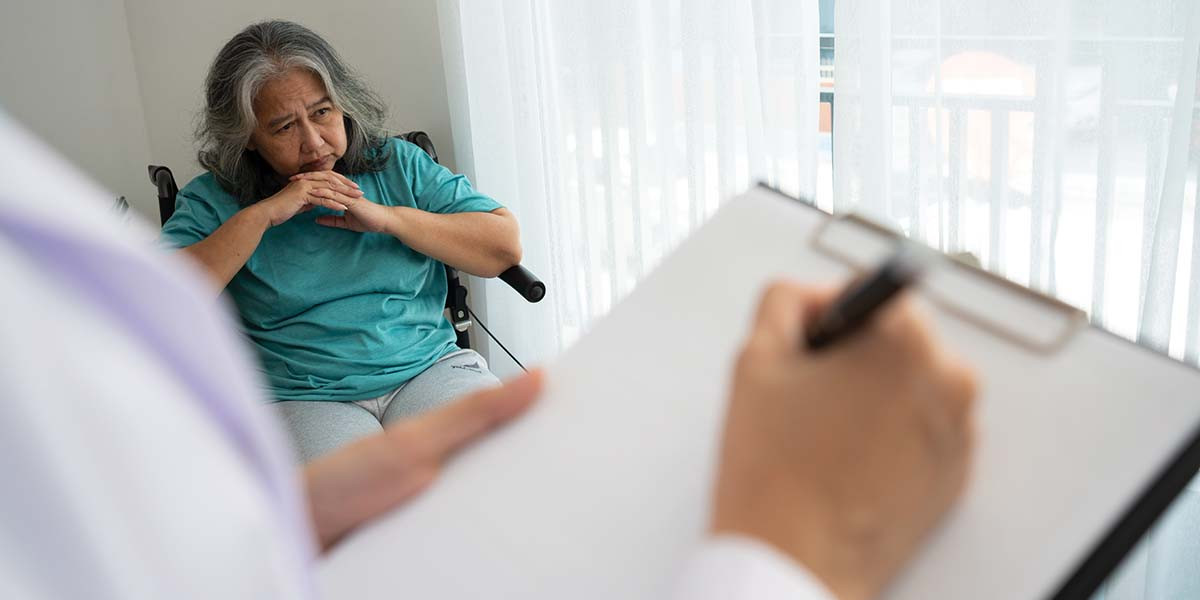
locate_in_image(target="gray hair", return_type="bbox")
[196,20,392,205]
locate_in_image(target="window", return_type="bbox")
[818,0,836,210]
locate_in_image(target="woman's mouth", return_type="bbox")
[301,156,333,172]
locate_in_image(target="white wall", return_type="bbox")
[123,0,459,192]
[0,0,155,218]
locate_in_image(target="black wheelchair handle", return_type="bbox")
[148,165,178,226]
[499,264,546,303]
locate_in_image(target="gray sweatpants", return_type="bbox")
[273,349,500,463]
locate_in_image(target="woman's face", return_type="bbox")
[247,68,348,177]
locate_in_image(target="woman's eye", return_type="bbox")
[315,108,330,118]
[277,123,293,134]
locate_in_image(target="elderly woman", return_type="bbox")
[162,20,521,462]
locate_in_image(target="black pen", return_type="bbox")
[806,246,928,350]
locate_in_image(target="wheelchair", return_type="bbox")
[149,131,544,355]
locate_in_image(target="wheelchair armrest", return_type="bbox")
[394,133,543,304]
[499,264,545,303]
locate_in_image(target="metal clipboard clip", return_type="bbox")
[809,213,1089,355]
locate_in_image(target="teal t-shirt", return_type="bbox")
[161,139,503,402]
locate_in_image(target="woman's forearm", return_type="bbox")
[384,207,522,278]
[181,204,272,292]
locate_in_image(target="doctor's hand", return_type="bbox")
[713,281,977,600]
[303,369,543,551]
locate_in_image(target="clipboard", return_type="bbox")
[318,185,1200,599]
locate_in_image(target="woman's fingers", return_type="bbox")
[291,175,358,198]
[309,187,365,208]
[291,169,361,192]
[308,177,362,196]
[306,193,348,211]
[315,215,351,229]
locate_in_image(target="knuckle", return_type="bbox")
[753,280,795,324]
[761,278,789,296]
[734,339,770,378]
[760,279,798,306]
[734,343,758,376]
[753,280,780,307]
[891,304,937,361]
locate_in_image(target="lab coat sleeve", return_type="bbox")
[672,535,839,600]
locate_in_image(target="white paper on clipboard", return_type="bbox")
[319,185,1200,600]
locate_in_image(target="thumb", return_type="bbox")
[401,368,544,463]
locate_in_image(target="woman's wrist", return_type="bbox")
[238,201,276,231]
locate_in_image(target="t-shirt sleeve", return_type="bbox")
[160,186,224,249]
[401,141,503,215]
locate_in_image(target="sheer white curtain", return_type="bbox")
[834,0,1200,360]
[834,1,1200,598]
[437,0,820,375]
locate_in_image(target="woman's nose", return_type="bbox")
[299,122,323,153]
